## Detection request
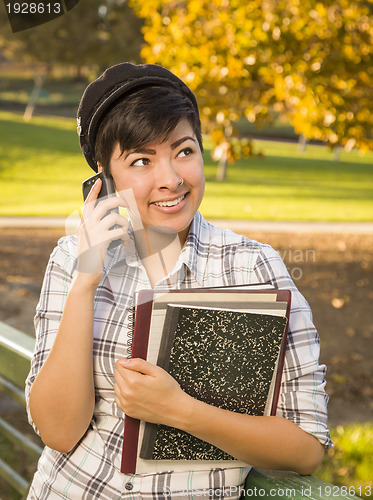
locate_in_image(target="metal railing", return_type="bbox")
[0,321,43,498]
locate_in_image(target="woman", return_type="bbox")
[26,62,331,499]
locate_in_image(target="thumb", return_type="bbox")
[117,357,157,376]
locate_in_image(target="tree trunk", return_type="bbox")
[333,146,342,162]
[23,71,47,121]
[216,144,228,182]
[298,134,307,153]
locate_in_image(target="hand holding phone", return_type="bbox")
[78,172,129,275]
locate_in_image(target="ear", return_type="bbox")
[97,162,104,173]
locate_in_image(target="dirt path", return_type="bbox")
[0,227,372,427]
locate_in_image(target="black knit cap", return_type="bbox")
[77,62,200,171]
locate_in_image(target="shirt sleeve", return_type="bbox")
[25,236,78,435]
[253,244,333,449]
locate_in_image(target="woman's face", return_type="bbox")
[108,118,205,245]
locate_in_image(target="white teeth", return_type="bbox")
[154,194,185,207]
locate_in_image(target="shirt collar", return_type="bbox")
[177,211,212,286]
[104,211,212,286]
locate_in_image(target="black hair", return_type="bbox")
[94,85,203,173]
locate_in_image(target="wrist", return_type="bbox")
[170,391,200,432]
[72,271,102,295]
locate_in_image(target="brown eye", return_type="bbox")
[177,147,193,158]
[131,157,150,167]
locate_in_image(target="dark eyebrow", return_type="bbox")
[123,136,196,159]
[124,148,156,160]
[171,136,196,150]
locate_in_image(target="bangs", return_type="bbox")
[94,86,202,172]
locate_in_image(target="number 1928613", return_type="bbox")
[319,485,372,497]
[6,2,62,14]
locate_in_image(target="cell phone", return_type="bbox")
[82,171,116,203]
[82,171,123,250]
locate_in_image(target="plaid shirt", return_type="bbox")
[25,211,331,499]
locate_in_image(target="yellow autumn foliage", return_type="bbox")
[130,0,373,155]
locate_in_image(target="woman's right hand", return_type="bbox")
[76,178,129,284]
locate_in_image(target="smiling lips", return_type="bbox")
[153,194,186,207]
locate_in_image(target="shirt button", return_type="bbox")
[125,482,134,491]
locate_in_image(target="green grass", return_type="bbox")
[0,73,87,112]
[316,423,373,499]
[0,111,372,220]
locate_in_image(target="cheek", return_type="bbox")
[115,176,154,216]
[190,163,205,192]
[116,175,148,197]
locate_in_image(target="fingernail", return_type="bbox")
[119,358,130,366]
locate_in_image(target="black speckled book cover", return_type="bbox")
[140,305,287,460]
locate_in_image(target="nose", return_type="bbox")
[155,158,181,190]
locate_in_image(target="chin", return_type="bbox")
[146,225,180,235]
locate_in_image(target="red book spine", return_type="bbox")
[120,290,154,474]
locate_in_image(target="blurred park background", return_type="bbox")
[0,0,372,498]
